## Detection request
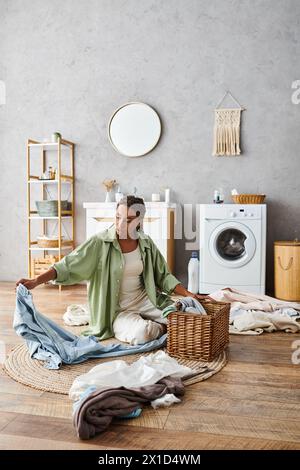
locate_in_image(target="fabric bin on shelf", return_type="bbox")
[35,200,71,217]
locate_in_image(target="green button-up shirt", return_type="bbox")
[51,224,180,340]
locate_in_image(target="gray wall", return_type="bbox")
[1,0,300,293]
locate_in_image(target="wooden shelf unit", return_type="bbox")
[26,138,75,290]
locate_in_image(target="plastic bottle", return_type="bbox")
[188,251,199,294]
[213,188,224,204]
[213,189,220,204]
[115,185,123,202]
[165,188,170,203]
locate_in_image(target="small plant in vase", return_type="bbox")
[102,179,117,202]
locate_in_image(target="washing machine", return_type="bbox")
[199,204,266,294]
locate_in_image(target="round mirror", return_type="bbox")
[108,102,161,157]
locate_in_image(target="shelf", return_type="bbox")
[29,216,73,220]
[30,241,74,251]
[29,211,73,216]
[28,139,74,148]
[29,246,73,251]
[27,137,75,286]
[83,201,177,209]
[28,176,73,183]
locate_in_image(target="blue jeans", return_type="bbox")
[14,284,167,369]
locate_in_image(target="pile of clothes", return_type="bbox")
[13,284,194,439]
[209,288,300,335]
[70,350,193,439]
[161,296,207,317]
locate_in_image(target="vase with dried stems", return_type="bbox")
[102,179,117,202]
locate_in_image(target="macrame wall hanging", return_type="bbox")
[212,91,245,156]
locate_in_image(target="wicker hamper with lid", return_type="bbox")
[274,240,300,301]
[167,300,230,362]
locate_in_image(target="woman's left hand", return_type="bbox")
[173,284,215,302]
[192,293,215,302]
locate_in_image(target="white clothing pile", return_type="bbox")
[69,350,193,401]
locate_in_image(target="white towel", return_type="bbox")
[63,304,90,326]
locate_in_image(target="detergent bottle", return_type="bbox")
[188,251,199,294]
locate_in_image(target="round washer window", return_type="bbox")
[216,228,247,261]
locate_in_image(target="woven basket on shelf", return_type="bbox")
[232,194,266,204]
[167,300,230,362]
[37,237,65,248]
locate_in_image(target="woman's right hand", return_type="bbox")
[15,278,38,290]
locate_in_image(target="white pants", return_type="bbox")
[113,306,167,346]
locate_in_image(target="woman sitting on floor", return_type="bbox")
[16,195,205,345]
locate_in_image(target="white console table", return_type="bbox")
[83,202,177,273]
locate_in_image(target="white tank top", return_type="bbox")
[119,246,146,310]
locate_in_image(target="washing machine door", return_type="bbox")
[209,221,256,268]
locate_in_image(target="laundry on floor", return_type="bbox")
[209,287,300,335]
[229,308,300,335]
[73,375,184,440]
[70,350,191,439]
[209,287,300,312]
[14,283,167,369]
[72,384,143,421]
[150,393,181,409]
[63,303,90,326]
[161,296,207,318]
[69,349,193,400]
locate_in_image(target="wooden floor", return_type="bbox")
[0,281,299,450]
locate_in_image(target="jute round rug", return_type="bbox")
[3,343,227,395]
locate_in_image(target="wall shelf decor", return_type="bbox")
[212,91,245,157]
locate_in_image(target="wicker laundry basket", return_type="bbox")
[167,300,230,361]
[274,240,300,301]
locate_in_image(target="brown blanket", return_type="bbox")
[73,376,184,440]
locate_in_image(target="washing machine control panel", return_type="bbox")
[202,204,262,220]
[230,210,254,217]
